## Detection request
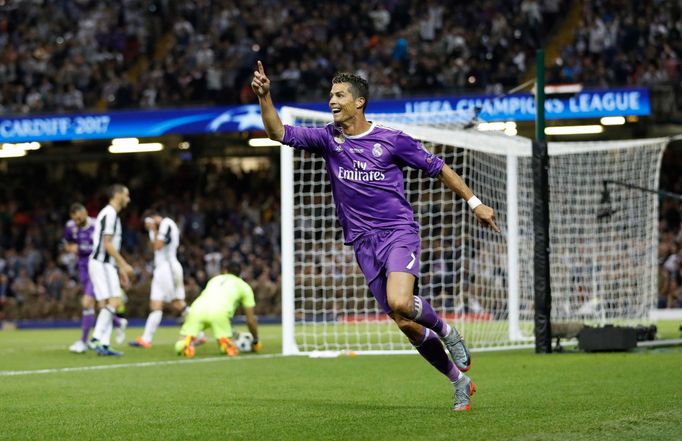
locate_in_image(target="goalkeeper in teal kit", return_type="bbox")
[175,262,261,357]
[252,60,500,411]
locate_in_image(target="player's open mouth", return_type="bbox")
[331,108,341,114]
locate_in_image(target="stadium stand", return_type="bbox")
[2,0,572,113]
[0,159,281,321]
[0,0,681,322]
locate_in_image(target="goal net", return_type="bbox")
[280,106,667,355]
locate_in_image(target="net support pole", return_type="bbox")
[506,154,522,341]
[280,107,298,355]
[533,50,552,353]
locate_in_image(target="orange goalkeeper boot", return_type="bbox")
[218,337,239,356]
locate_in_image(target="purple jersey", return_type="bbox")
[283,122,445,243]
[64,217,96,264]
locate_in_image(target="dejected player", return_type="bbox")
[174,262,261,358]
[129,210,188,349]
[252,61,500,411]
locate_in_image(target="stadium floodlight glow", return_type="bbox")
[545,125,604,135]
[1,142,41,151]
[477,121,516,132]
[0,146,27,158]
[108,138,164,153]
[248,137,282,147]
[600,116,626,126]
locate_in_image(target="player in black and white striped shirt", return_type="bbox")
[130,209,189,348]
[88,184,134,356]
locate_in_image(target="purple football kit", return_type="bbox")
[64,218,96,297]
[283,122,444,313]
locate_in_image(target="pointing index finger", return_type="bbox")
[257,60,265,76]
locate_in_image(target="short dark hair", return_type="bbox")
[106,184,127,200]
[226,261,241,276]
[142,207,161,219]
[332,73,369,110]
[69,202,85,214]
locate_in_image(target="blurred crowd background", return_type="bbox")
[0,0,681,320]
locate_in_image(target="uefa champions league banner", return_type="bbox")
[0,88,650,143]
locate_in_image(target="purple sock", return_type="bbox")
[409,296,448,337]
[411,328,460,382]
[81,309,95,343]
[111,315,121,328]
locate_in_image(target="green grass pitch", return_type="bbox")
[1,322,681,441]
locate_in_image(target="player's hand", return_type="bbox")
[251,60,271,98]
[120,262,134,277]
[144,217,157,232]
[473,204,500,232]
[253,341,263,353]
[119,269,130,288]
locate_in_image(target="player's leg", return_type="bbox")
[175,314,203,358]
[211,315,237,356]
[384,242,471,372]
[70,265,97,353]
[70,293,96,353]
[170,260,190,319]
[89,261,123,356]
[370,275,475,411]
[131,267,168,347]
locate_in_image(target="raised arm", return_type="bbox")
[251,61,284,142]
[438,164,500,232]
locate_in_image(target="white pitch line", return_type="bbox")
[0,353,286,377]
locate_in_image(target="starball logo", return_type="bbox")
[337,160,385,182]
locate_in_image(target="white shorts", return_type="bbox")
[88,259,122,302]
[150,260,185,303]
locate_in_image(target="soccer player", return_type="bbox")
[174,262,262,358]
[89,184,134,356]
[129,210,188,348]
[252,61,500,411]
[65,203,127,353]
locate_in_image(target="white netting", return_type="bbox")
[280,107,667,354]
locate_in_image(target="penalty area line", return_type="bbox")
[0,353,286,377]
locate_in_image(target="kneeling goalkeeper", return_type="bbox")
[175,262,262,357]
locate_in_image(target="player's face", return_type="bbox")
[117,188,131,209]
[70,208,87,226]
[329,83,361,123]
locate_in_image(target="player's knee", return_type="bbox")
[388,297,413,317]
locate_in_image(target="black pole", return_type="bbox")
[533,49,552,353]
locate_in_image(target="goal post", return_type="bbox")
[280,105,668,355]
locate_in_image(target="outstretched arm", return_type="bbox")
[251,61,284,142]
[438,164,500,232]
[243,306,262,352]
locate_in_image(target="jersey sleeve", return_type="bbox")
[63,223,75,243]
[282,125,328,153]
[393,131,445,177]
[239,280,256,309]
[102,210,117,236]
[157,219,171,244]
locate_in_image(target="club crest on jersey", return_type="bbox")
[334,134,345,144]
[372,143,383,157]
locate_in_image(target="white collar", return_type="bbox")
[343,121,376,139]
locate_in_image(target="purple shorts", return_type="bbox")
[353,228,420,314]
[78,262,95,298]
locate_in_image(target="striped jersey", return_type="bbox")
[90,205,122,265]
[151,217,180,266]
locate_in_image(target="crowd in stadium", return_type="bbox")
[1,0,682,322]
[659,149,682,309]
[2,0,575,113]
[0,159,282,321]
[548,0,681,96]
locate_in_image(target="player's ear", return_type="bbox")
[355,96,366,110]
